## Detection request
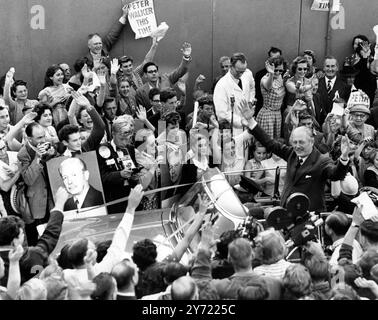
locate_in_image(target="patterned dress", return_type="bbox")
[256,76,286,139]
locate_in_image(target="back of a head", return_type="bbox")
[163,262,188,284]
[303,254,330,282]
[330,283,360,300]
[57,244,74,269]
[67,239,89,268]
[254,229,286,265]
[216,230,240,260]
[91,272,117,300]
[96,240,112,263]
[171,276,198,300]
[111,259,136,291]
[358,249,378,279]
[283,264,312,299]
[325,212,350,236]
[0,215,24,246]
[228,238,253,270]
[237,280,269,300]
[132,239,157,271]
[43,276,68,300]
[16,278,48,300]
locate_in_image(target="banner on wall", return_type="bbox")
[127,0,157,39]
[311,0,341,12]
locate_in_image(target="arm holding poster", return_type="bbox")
[134,36,161,78]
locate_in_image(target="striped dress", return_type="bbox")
[256,75,286,139]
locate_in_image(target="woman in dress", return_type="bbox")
[256,56,286,139]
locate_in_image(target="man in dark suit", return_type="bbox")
[86,5,129,69]
[96,115,139,214]
[241,102,351,212]
[318,56,351,114]
[59,157,104,211]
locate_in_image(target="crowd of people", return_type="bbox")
[1,3,378,300]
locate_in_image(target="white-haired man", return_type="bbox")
[96,115,140,214]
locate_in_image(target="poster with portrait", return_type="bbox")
[47,151,107,220]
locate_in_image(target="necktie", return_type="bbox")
[327,79,332,94]
[238,79,243,90]
[75,199,79,212]
[108,120,113,140]
[71,150,82,157]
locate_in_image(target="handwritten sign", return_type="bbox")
[311,0,340,12]
[128,0,157,39]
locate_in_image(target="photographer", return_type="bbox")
[17,122,57,245]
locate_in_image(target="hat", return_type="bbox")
[340,173,359,196]
[239,175,264,195]
[347,88,370,114]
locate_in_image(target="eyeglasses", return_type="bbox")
[352,113,367,119]
[297,67,308,71]
[147,69,158,74]
[274,69,284,73]
[152,99,161,103]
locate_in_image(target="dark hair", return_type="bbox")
[268,47,282,57]
[44,64,64,88]
[73,57,93,73]
[58,124,80,142]
[95,240,112,263]
[230,52,247,67]
[132,239,157,271]
[298,111,313,122]
[215,230,240,260]
[91,272,116,300]
[337,258,363,291]
[218,119,232,131]
[160,88,177,103]
[143,62,158,74]
[360,221,378,243]
[111,259,135,291]
[57,244,73,269]
[325,212,351,236]
[317,143,330,154]
[119,55,134,65]
[163,262,188,284]
[25,122,42,138]
[67,238,89,268]
[303,49,317,64]
[267,56,287,70]
[117,76,130,88]
[33,103,52,123]
[352,34,370,47]
[149,87,161,100]
[197,94,214,108]
[76,105,88,125]
[164,111,181,126]
[0,215,25,245]
[11,80,28,97]
[290,56,309,75]
[103,97,116,109]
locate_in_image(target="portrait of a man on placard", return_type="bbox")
[47,151,107,220]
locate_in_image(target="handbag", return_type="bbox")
[10,181,34,224]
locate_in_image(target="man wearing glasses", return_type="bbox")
[135,42,192,111]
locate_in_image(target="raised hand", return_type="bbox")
[265,61,275,74]
[84,248,97,265]
[5,67,15,84]
[8,244,24,262]
[21,111,37,126]
[127,184,144,211]
[352,203,364,227]
[81,63,91,79]
[122,3,130,17]
[98,69,107,85]
[360,41,371,59]
[340,134,351,159]
[72,91,91,107]
[181,42,192,57]
[136,105,147,121]
[110,58,120,75]
[197,193,211,214]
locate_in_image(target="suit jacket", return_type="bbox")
[318,76,350,114]
[251,124,349,211]
[135,57,191,110]
[0,210,64,286]
[96,142,138,214]
[63,185,104,211]
[17,144,54,220]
